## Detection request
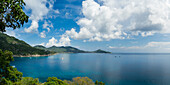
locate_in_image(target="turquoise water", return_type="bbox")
[11,53,170,85]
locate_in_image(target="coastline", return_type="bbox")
[12,52,112,57]
[13,53,58,57]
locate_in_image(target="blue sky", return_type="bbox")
[5,0,170,53]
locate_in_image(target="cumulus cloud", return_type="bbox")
[43,20,53,32]
[25,20,39,33]
[54,9,60,14]
[46,37,58,47]
[46,36,71,47]
[40,31,46,38]
[24,0,55,33]
[64,0,170,41]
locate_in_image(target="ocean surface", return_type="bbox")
[11,53,170,85]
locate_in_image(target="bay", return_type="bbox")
[11,53,170,85]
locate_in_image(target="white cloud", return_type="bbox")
[43,21,48,29]
[25,20,39,33]
[109,42,170,52]
[145,42,170,48]
[46,36,71,47]
[39,43,45,46]
[47,28,50,32]
[64,0,170,41]
[109,46,142,49]
[46,37,58,47]
[109,42,170,49]
[24,0,55,33]
[54,9,60,14]
[40,31,46,38]
[5,30,20,38]
[43,20,53,32]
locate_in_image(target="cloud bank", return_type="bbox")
[45,36,71,47]
[64,0,170,41]
[109,42,170,52]
[24,0,56,34]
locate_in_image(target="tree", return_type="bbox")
[44,77,68,85]
[0,0,29,32]
[14,77,39,85]
[95,80,105,85]
[64,77,96,85]
[0,49,23,84]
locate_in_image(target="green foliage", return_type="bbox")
[0,0,29,32]
[14,77,39,85]
[0,78,13,85]
[0,33,52,56]
[44,77,67,85]
[95,80,105,85]
[44,82,57,85]
[0,49,22,84]
[64,77,95,85]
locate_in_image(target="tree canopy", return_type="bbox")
[0,49,23,84]
[0,0,29,32]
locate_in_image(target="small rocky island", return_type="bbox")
[92,49,112,53]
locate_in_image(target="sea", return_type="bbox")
[11,53,170,85]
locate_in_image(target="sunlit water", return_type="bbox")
[11,53,170,85]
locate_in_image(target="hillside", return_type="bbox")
[34,45,111,53]
[0,33,111,56]
[34,45,86,53]
[0,33,51,56]
[34,45,47,50]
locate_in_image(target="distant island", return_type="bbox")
[0,33,111,57]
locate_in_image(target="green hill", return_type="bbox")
[0,33,111,56]
[34,45,111,53]
[0,33,51,56]
[34,45,47,50]
[34,45,86,53]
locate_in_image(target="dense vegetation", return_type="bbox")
[0,33,52,56]
[0,50,105,85]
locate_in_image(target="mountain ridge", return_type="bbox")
[34,45,111,53]
[0,33,111,57]
[0,33,52,56]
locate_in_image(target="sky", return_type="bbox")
[5,0,170,53]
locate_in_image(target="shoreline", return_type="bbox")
[13,53,58,57]
[12,52,112,57]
